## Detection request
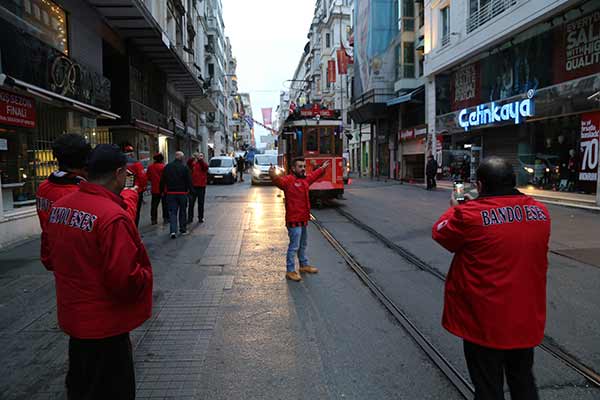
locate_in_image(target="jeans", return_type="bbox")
[286,226,308,272]
[167,194,188,234]
[150,194,168,223]
[188,186,206,222]
[463,340,539,400]
[66,333,135,400]
[426,175,436,190]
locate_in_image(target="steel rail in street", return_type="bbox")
[310,214,476,399]
[331,207,600,388]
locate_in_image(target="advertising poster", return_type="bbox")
[553,10,600,83]
[450,62,480,110]
[579,112,600,183]
[0,90,36,129]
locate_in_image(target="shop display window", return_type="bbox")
[1,0,69,55]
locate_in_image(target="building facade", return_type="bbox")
[424,0,600,201]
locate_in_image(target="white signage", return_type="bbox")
[0,138,6,151]
[458,91,535,131]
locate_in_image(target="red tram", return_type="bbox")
[278,104,345,201]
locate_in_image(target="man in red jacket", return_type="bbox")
[124,145,147,227]
[187,152,209,223]
[270,157,330,282]
[37,134,92,269]
[146,152,167,225]
[43,144,152,399]
[432,157,550,400]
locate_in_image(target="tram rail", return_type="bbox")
[320,206,600,389]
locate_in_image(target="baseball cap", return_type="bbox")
[88,144,127,177]
[124,145,135,152]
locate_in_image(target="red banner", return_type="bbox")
[553,10,600,84]
[450,62,480,111]
[327,59,337,83]
[299,103,336,118]
[0,90,36,128]
[261,107,272,126]
[398,128,414,141]
[579,112,600,183]
[337,45,349,75]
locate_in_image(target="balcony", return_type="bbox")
[467,0,520,34]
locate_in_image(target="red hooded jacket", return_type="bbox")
[42,182,152,339]
[432,193,551,349]
[146,162,165,195]
[272,167,325,225]
[189,159,209,187]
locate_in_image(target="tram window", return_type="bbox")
[306,128,318,153]
[334,132,343,156]
[319,128,332,154]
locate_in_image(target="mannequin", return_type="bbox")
[567,148,577,192]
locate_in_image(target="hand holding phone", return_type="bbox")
[453,181,465,203]
[125,169,136,188]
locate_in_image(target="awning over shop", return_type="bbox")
[386,86,424,107]
[90,0,204,99]
[0,74,120,119]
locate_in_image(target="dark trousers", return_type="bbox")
[150,194,168,223]
[167,194,188,234]
[426,175,436,190]
[238,170,244,182]
[134,193,143,226]
[464,340,539,400]
[66,333,135,400]
[188,186,206,222]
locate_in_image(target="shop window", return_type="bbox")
[319,128,332,155]
[306,128,318,153]
[1,0,69,55]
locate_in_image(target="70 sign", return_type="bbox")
[580,114,600,182]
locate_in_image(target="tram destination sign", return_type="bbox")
[458,90,535,131]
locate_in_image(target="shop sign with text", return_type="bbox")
[579,112,599,182]
[0,90,36,128]
[458,91,535,131]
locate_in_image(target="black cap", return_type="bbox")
[88,144,127,177]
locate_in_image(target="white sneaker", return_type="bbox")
[170,233,176,239]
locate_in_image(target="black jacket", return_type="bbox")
[426,159,438,176]
[160,159,192,194]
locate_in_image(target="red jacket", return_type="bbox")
[42,182,152,339]
[190,159,209,187]
[146,162,165,195]
[272,168,325,225]
[37,172,85,269]
[432,194,551,349]
[127,160,147,194]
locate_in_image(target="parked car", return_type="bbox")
[251,154,281,185]
[208,156,237,184]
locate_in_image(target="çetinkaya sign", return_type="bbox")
[458,90,535,131]
[0,90,36,128]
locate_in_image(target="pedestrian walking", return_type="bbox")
[42,144,152,400]
[160,151,193,238]
[188,152,209,223]
[269,157,330,282]
[124,145,147,227]
[146,152,168,225]
[36,133,92,268]
[426,154,437,190]
[237,155,245,182]
[432,157,551,400]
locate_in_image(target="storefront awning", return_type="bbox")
[0,74,120,119]
[386,86,424,107]
[90,0,204,99]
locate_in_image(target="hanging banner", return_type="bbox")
[579,112,600,182]
[327,59,337,83]
[261,107,272,126]
[337,45,349,75]
[0,89,36,128]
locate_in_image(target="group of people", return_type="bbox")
[33,132,552,400]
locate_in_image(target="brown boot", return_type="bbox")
[299,265,319,274]
[285,271,302,282]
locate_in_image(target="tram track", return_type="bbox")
[318,206,600,389]
[310,213,476,399]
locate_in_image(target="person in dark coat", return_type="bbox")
[426,155,438,190]
[237,155,245,182]
[160,151,193,238]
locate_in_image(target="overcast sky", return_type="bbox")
[221,0,315,148]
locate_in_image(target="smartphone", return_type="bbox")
[453,181,465,202]
[124,169,135,188]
